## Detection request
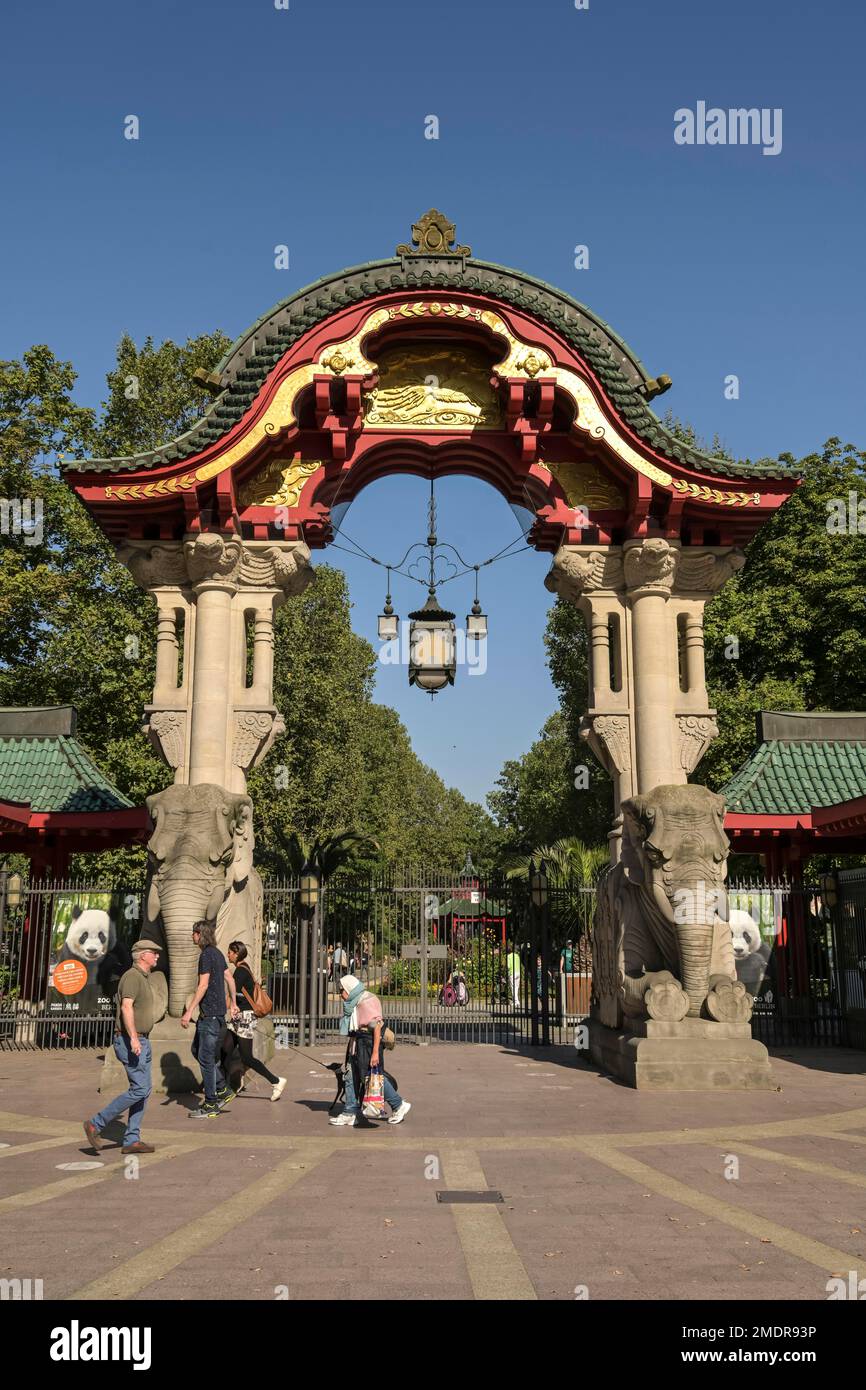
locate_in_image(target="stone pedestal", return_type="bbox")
[99,1017,277,1096]
[588,1016,775,1091]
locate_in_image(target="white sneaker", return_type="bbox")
[328,1112,358,1126]
[270,1077,287,1102]
[388,1100,411,1125]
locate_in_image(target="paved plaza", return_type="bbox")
[1,1043,865,1302]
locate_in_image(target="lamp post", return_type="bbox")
[299,863,322,1047]
[530,859,550,1047]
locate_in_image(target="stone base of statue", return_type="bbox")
[99,1016,277,1096]
[588,1016,775,1091]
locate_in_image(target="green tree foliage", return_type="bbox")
[93,332,232,457]
[700,437,866,789]
[487,707,612,851]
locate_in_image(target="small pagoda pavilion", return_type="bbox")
[0,707,149,880]
[723,711,866,877]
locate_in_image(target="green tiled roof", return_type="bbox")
[63,256,800,483]
[0,734,134,815]
[722,740,866,816]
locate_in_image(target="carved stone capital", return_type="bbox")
[624,539,678,596]
[676,549,746,594]
[581,714,631,777]
[120,536,315,599]
[144,709,186,773]
[544,547,624,603]
[232,710,286,774]
[239,542,314,596]
[120,542,188,590]
[677,714,720,773]
[184,533,244,590]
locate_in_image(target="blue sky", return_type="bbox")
[2,0,864,806]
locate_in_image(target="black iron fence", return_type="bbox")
[833,868,866,1051]
[0,869,861,1051]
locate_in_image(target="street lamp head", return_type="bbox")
[530,858,548,909]
[299,862,321,910]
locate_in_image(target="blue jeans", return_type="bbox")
[342,1064,402,1117]
[193,1016,226,1103]
[91,1035,152,1146]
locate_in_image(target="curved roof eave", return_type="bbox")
[61,256,802,482]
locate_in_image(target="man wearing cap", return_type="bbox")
[83,939,162,1155]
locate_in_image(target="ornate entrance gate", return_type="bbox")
[59,211,801,1061]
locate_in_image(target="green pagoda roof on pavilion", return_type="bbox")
[62,253,800,484]
[722,712,866,816]
[0,707,134,814]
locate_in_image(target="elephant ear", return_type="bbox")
[709,790,730,862]
[145,792,171,865]
[225,797,255,889]
[208,798,240,867]
[620,796,655,884]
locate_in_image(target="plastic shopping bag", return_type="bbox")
[362,1064,387,1117]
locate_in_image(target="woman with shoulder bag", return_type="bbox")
[221,942,286,1101]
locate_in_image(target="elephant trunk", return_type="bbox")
[158,867,221,1016]
[676,921,715,1017]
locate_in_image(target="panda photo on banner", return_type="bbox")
[47,891,135,1015]
[727,890,779,1009]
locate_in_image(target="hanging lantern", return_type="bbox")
[466,596,488,640]
[408,591,457,694]
[378,568,399,642]
[378,596,399,642]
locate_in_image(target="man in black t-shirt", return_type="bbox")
[181,920,238,1118]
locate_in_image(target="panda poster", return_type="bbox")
[728,890,780,1010]
[46,892,135,1016]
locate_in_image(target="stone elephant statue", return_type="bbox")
[141,783,263,1017]
[591,783,752,1028]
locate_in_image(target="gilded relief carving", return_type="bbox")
[364,346,502,429]
[237,458,322,509]
[548,460,626,510]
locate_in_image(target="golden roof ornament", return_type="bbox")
[396,209,471,258]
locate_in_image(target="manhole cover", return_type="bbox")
[436,1190,504,1204]
[56,1161,104,1171]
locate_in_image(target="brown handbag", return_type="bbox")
[240,967,273,1018]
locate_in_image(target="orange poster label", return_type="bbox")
[52,959,88,996]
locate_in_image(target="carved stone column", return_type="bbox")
[119,534,313,793]
[624,539,679,794]
[546,539,745,857]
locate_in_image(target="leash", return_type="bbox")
[285,1042,344,1072]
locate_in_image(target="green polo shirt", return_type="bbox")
[115,965,157,1037]
[506,951,521,976]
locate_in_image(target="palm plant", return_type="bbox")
[503,837,608,947]
[273,828,380,880]
[503,837,608,886]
